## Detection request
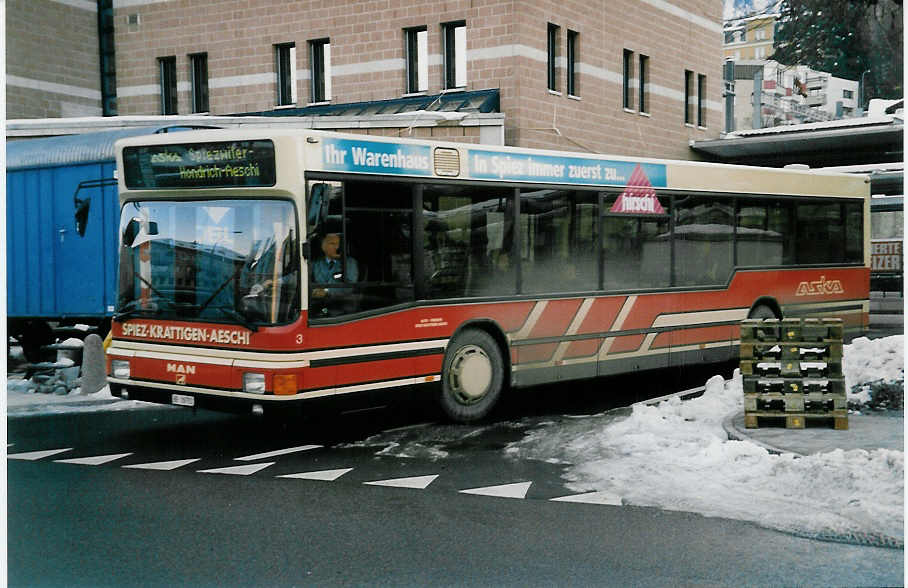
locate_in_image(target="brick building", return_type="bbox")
[8,0,724,160]
[113,0,723,159]
[6,0,108,118]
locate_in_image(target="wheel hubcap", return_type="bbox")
[449,345,492,404]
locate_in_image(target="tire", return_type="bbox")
[439,329,505,422]
[748,304,779,320]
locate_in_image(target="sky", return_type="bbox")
[6,334,904,547]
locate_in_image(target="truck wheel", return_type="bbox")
[439,329,505,422]
[19,320,54,363]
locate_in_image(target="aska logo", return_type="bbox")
[795,275,844,296]
[167,363,196,384]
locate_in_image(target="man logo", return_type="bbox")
[167,363,196,384]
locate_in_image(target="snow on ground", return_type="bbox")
[5,335,904,545]
[6,379,157,416]
[507,335,905,545]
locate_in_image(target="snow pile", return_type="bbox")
[507,366,904,546]
[6,379,156,416]
[844,335,904,408]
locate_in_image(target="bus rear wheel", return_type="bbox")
[748,304,779,319]
[440,329,504,422]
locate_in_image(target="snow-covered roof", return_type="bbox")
[727,115,900,138]
[6,127,163,170]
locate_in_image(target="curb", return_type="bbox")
[721,411,801,456]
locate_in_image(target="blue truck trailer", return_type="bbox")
[6,127,180,361]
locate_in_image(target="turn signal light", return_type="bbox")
[273,374,298,396]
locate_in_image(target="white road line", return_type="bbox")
[278,468,353,481]
[235,445,322,461]
[550,491,623,505]
[459,481,532,499]
[198,462,275,476]
[364,474,438,489]
[123,458,201,471]
[55,453,133,466]
[8,448,73,461]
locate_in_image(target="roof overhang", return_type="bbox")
[691,121,904,167]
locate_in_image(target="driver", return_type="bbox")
[312,232,358,298]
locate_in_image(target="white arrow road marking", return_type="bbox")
[8,448,73,461]
[277,468,353,481]
[55,453,133,466]
[459,481,532,499]
[198,462,275,476]
[123,458,201,471]
[364,474,439,489]
[550,491,623,506]
[235,445,322,462]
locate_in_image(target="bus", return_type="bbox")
[107,129,870,422]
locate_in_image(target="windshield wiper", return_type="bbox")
[197,264,245,314]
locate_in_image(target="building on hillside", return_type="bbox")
[99,0,722,160]
[723,5,781,62]
[729,60,859,131]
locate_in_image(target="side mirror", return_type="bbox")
[122,219,158,247]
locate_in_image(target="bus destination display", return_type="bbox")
[123,140,276,189]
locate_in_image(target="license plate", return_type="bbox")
[172,394,195,407]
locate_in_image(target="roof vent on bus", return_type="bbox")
[434,148,460,177]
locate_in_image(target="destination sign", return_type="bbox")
[123,140,276,189]
[466,149,667,188]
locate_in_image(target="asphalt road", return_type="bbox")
[7,379,904,587]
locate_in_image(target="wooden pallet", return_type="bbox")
[744,411,849,430]
[740,318,844,344]
[740,359,842,378]
[742,376,845,395]
[744,393,847,413]
[740,341,843,361]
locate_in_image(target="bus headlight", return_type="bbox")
[243,373,266,394]
[111,360,130,379]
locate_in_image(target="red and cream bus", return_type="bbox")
[107,129,869,421]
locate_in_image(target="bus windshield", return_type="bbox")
[116,199,299,326]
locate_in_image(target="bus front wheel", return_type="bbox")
[440,329,504,422]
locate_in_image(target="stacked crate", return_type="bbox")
[740,318,847,430]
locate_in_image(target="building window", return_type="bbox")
[275,43,297,106]
[442,21,466,89]
[309,39,331,103]
[623,49,634,110]
[405,27,428,94]
[638,54,649,113]
[547,23,560,92]
[755,46,766,59]
[684,69,694,124]
[755,28,766,40]
[189,52,209,113]
[843,89,854,99]
[158,56,177,115]
[567,30,578,96]
[697,74,707,127]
